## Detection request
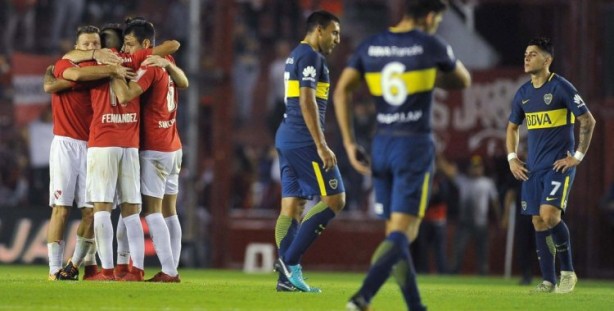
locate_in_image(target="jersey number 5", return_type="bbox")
[381,62,407,106]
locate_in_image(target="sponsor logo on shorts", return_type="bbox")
[546,197,558,201]
[329,179,338,190]
[54,190,62,200]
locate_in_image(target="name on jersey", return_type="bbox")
[377,110,423,124]
[368,45,423,57]
[102,113,138,123]
[525,108,569,130]
[158,118,176,128]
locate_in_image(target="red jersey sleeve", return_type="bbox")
[133,66,156,93]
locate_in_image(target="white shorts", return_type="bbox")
[49,136,91,208]
[140,149,182,199]
[86,147,141,204]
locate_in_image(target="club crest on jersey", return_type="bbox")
[521,201,527,211]
[543,93,553,105]
[328,179,338,190]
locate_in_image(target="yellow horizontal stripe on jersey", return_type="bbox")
[312,161,327,196]
[364,68,436,96]
[286,80,300,98]
[525,108,570,130]
[316,82,330,99]
[286,81,330,99]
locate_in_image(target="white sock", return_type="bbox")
[47,240,65,274]
[116,215,130,265]
[146,213,177,276]
[83,238,97,266]
[122,213,144,270]
[71,236,94,267]
[165,215,182,269]
[93,211,114,269]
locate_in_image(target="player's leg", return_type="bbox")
[542,170,577,293]
[114,213,131,278]
[91,202,115,280]
[47,205,70,279]
[162,195,182,269]
[276,197,303,259]
[59,207,94,280]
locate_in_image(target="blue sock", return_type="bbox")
[284,202,335,265]
[392,242,424,311]
[535,230,556,284]
[357,231,407,302]
[550,220,574,272]
[275,215,298,259]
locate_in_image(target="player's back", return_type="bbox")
[348,29,456,136]
[275,43,330,149]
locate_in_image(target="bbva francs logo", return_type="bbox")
[302,66,317,78]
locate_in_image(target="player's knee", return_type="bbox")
[52,206,70,219]
[542,214,561,228]
[327,196,345,213]
[80,209,94,224]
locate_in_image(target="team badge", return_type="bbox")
[521,201,527,211]
[543,93,553,105]
[328,179,338,190]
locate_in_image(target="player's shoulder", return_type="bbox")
[550,73,578,92]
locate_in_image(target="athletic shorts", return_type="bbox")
[48,136,91,208]
[86,147,141,204]
[371,134,435,219]
[521,167,576,215]
[277,145,345,199]
[140,149,182,199]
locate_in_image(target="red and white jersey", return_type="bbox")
[87,49,151,148]
[136,55,181,152]
[51,59,95,141]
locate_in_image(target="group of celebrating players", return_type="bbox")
[44,17,187,282]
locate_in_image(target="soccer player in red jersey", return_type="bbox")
[43,25,133,281]
[111,19,189,282]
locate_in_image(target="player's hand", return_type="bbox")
[553,151,580,173]
[345,143,371,175]
[142,55,171,69]
[94,49,121,65]
[111,65,136,80]
[509,158,529,181]
[317,143,337,172]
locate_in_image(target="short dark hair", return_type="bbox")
[528,37,554,57]
[124,18,156,45]
[405,0,447,19]
[100,23,124,49]
[306,10,340,33]
[76,25,100,37]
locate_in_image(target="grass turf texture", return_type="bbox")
[1,265,613,310]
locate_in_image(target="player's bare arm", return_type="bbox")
[43,65,73,93]
[62,48,121,64]
[151,40,181,57]
[553,111,596,172]
[300,86,336,171]
[435,60,471,89]
[506,121,529,181]
[110,77,144,105]
[141,55,189,88]
[333,67,371,175]
[63,64,135,82]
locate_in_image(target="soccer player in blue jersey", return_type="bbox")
[334,0,471,310]
[273,10,343,293]
[506,37,596,294]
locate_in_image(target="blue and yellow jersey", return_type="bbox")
[275,42,331,149]
[347,29,456,136]
[509,73,589,171]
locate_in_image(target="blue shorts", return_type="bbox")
[277,146,345,199]
[521,167,576,215]
[371,134,435,219]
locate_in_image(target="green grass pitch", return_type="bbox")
[1,265,613,310]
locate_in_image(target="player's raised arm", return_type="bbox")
[62,48,122,65]
[151,40,180,57]
[141,55,189,88]
[506,121,528,181]
[435,59,471,89]
[43,65,73,93]
[63,64,135,82]
[110,77,144,105]
[333,67,370,175]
